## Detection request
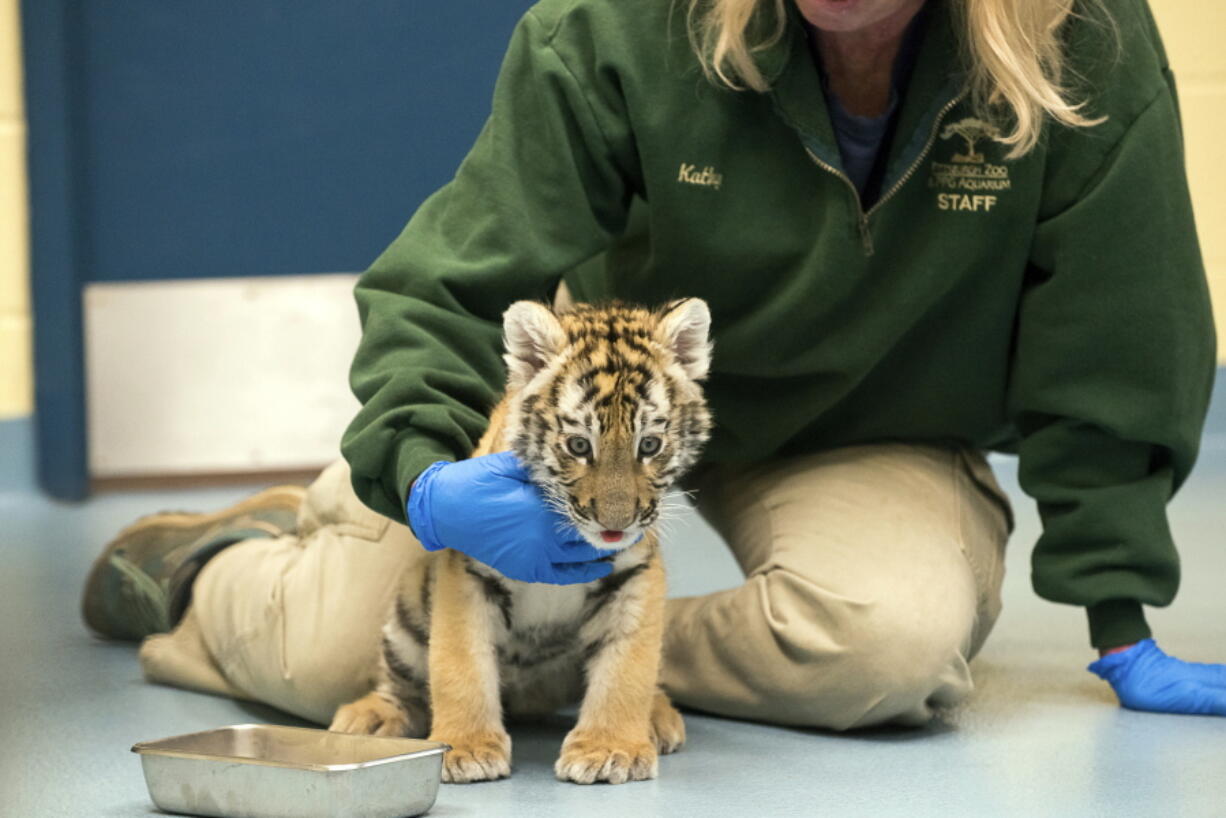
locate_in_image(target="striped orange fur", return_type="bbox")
[330,299,712,784]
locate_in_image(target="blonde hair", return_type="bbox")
[685,0,1108,158]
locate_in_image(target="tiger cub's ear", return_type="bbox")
[502,300,566,390]
[657,298,712,381]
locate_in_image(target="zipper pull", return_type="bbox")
[858,214,874,256]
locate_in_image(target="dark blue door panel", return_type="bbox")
[22,0,535,498]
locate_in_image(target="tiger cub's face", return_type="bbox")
[501,299,713,551]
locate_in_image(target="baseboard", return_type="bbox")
[1203,365,1226,454]
[0,415,36,493]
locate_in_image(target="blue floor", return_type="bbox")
[2,402,1225,817]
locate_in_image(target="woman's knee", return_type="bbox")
[741,567,977,729]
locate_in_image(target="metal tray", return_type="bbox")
[132,724,448,818]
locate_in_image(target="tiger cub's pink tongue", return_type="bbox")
[600,531,623,544]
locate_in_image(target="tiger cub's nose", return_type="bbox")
[594,494,637,532]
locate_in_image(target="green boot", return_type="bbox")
[82,485,307,641]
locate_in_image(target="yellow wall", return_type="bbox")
[0,0,31,418]
[1151,1,1226,363]
[0,3,1220,423]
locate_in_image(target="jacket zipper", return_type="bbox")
[804,90,967,257]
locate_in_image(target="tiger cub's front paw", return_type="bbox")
[329,692,412,737]
[649,692,686,755]
[555,729,658,784]
[432,729,512,783]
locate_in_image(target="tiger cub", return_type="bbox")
[331,298,712,785]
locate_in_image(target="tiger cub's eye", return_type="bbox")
[638,436,662,458]
[566,436,592,458]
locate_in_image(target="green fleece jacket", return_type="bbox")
[341,0,1216,649]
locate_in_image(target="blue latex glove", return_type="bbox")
[1088,639,1226,716]
[406,451,614,585]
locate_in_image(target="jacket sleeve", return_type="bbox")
[1010,75,1217,648]
[341,10,637,520]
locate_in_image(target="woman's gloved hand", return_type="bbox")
[406,451,614,585]
[1088,639,1226,716]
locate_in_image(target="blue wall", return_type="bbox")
[64,1,534,282]
[21,0,533,498]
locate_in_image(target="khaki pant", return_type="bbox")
[140,443,1012,730]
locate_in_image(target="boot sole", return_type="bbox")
[108,484,307,542]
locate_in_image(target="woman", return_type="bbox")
[86,0,1224,727]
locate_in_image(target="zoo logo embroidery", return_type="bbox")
[929,117,1012,212]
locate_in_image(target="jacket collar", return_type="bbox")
[760,0,968,187]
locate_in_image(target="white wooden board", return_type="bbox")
[85,274,361,476]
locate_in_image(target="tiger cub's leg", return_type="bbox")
[556,550,669,784]
[330,560,433,738]
[427,551,511,783]
[330,690,425,737]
